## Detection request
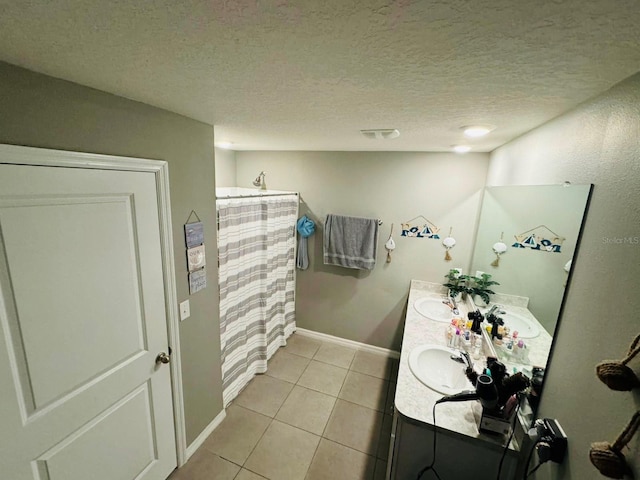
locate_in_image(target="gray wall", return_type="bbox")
[236,151,490,350]
[214,147,237,187]
[0,62,223,446]
[488,73,640,479]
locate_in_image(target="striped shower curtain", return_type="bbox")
[217,194,298,406]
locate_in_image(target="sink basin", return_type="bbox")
[408,344,471,395]
[414,297,453,323]
[501,312,539,339]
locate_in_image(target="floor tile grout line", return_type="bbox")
[256,341,391,477]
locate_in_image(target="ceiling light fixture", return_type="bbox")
[453,145,471,154]
[216,141,233,149]
[462,125,496,138]
[360,129,400,140]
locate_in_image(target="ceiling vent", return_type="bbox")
[360,129,400,140]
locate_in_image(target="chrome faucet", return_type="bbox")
[449,295,459,315]
[451,350,473,371]
[486,304,506,317]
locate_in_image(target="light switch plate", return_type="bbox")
[179,300,190,321]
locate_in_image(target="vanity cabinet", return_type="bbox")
[387,280,525,480]
[386,410,519,480]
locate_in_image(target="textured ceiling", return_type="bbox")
[1,0,639,151]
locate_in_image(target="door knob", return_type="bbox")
[156,352,171,364]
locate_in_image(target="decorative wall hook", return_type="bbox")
[590,410,640,479]
[491,232,508,267]
[442,227,456,261]
[596,333,640,391]
[385,224,396,263]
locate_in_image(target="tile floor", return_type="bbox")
[169,333,399,480]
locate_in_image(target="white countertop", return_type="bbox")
[394,280,520,450]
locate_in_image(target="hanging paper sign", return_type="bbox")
[185,221,204,248]
[189,268,207,294]
[401,222,440,239]
[512,225,565,253]
[187,244,206,271]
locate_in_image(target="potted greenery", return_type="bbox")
[469,272,500,307]
[443,269,470,300]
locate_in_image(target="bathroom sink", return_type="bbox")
[502,312,540,339]
[408,344,471,395]
[413,297,453,323]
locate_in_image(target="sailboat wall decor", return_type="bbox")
[401,215,441,239]
[512,225,565,253]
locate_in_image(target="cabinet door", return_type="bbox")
[389,414,518,480]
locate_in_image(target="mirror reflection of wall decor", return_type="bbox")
[512,225,565,253]
[401,215,441,239]
[491,233,508,267]
[470,184,593,415]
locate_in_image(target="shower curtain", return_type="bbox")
[217,194,298,406]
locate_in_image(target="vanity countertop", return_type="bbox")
[394,280,519,450]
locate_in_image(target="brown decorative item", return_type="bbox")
[590,411,640,479]
[596,333,640,391]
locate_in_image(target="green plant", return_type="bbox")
[469,273,500,304]
[443,269,471,297]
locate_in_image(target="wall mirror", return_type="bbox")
[469,184,593,411]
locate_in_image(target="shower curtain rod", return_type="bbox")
[216,192,299,199]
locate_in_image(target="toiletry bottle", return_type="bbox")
[472,333,483,359]
[446,325,454,347]
[462,330,472,352]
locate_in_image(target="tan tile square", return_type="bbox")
[267,349,311,383]
[339,371,388,412]
[275,385,336,435]
[234,374,294,417]
[169,449,239,480]
[297,360,348,396]
[313,343,357,369]
[234,469,267,480]
[324,400,383,455]
[202,405,271,465]
[350,351,391,380]
[377,414,393,460]
[245,420,320,480]
[286,334,322,358]
[373,459,388,480]
[306,439,376,480]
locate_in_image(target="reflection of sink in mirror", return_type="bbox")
[501,312,539,339]
[414,297,453,323]
[408,344,471,395]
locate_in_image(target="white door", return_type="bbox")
[0,159,177,479]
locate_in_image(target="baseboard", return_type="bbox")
[295,327,400,359]
[184,408,227,463]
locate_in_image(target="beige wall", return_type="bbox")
[0,62,223,446]
[214,147,237,187]
[236,151,490,350]
[488,73,640,479]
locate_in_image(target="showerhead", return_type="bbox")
[253,171,266,188]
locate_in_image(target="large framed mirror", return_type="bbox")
[469,183,593,412]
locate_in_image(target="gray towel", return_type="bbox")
[323,214,379,270]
